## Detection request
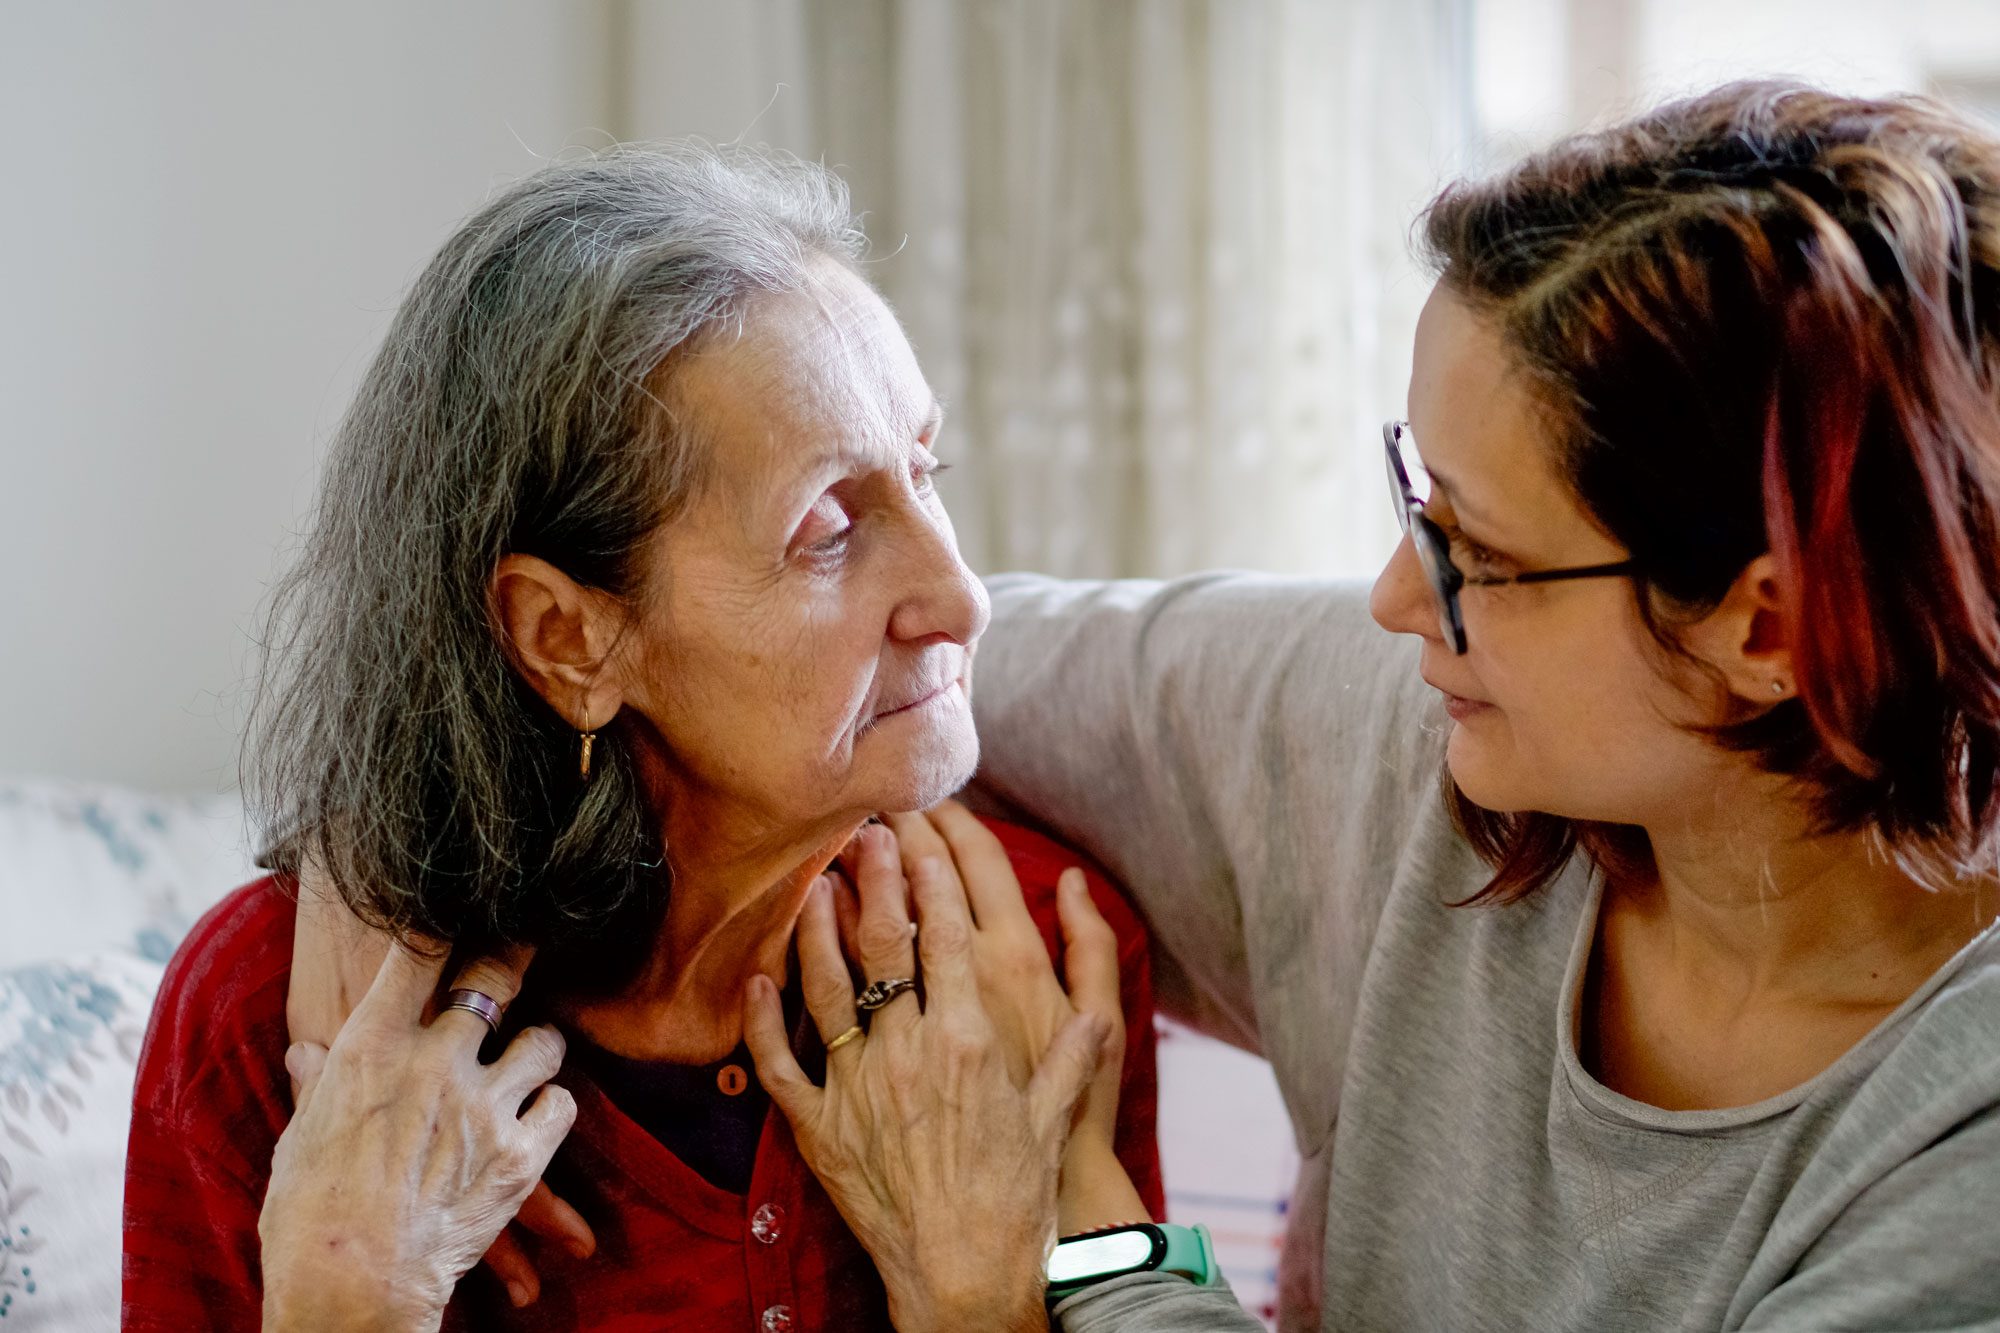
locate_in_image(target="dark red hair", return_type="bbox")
[1420,82,2000,901]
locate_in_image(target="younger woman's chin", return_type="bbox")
[1443,733,1531,814]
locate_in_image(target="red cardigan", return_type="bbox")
[121,817,1163,1331]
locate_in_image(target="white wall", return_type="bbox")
[618,0,815,150]
[1633,0,2000,106]
[1475,0,2000,152]
[0,2,614,793]
[16,0,2000,796]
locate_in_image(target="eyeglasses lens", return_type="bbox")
[1385,423,1461,647]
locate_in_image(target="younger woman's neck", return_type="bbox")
[1632,789,1996,1006]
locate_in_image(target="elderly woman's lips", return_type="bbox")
[873,680,957,720]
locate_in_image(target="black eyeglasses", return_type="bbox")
[1383,420,1637,654]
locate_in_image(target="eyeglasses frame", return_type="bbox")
[1382,420,1638,654]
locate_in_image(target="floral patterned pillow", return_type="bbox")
[0,778,257,969]
[0,778,262,1330]
[0,950,163,1330]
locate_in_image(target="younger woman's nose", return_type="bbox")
[1369,534,1439,642]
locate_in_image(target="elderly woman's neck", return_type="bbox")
[555,807,864,1064]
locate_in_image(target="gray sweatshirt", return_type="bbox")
[968,573,2000,1333]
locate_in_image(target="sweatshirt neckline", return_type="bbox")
[1554,871,1998,1134]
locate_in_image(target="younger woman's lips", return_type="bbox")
[1441,691,1492,721]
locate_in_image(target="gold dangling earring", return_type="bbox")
[578,703,597,782]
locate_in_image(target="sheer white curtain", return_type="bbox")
[627,0,1470,578]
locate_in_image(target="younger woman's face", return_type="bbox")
[1369,285,1742,829]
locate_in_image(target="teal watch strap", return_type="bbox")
[1045,1223,1219,1302]
[1156,1223,1217,1285]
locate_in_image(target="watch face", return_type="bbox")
[1047,1227,1162,1283]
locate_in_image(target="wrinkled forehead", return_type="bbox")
[672,258,933,486]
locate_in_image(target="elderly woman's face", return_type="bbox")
[615,259,988,833]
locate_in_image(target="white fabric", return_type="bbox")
[0,776,257,1331]
[780,0,1469,580]
[0,777,257,969]
[0,950,164,1331]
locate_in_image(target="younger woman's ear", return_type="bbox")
[1680,553,1798,707]
[490,553,627,726]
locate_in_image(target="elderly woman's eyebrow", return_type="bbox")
[786,397,949,495]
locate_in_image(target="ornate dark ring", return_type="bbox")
[855,977,917,1012]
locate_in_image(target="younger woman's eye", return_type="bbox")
[1444,525,1508,572]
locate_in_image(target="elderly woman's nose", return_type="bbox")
[887,520,989,646]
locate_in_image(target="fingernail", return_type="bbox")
[508,1281,533,1307]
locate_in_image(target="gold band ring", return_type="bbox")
[825,1025,865,1054]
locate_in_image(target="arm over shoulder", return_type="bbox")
[970,572,1439,1062]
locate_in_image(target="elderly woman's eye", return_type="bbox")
[796,495,854,561]
[914,457,952,495]
[806,523,852,557]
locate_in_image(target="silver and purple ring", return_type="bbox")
[441,987,504,1033]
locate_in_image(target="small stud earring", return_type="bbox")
[1771,680,1786,696]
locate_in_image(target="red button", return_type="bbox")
[717,1064,750,1096]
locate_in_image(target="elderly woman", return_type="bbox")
[119,145,1162,1331]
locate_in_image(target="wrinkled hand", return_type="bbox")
[876,805,1125,1137]
[745,828,1109,1332]
[287,873,595,1305]
[260,942,578,1330]
[873,804,1148,1234]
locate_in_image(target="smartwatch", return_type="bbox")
[1044,1222,1219,1303]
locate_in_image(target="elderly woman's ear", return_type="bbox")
[490,553,631,725]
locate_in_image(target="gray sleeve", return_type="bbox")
[1052,1273,1264,1333]
[969,572,1438,1063]
[1738,1107,2000,1331]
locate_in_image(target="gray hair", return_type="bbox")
[248,143,867,987]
